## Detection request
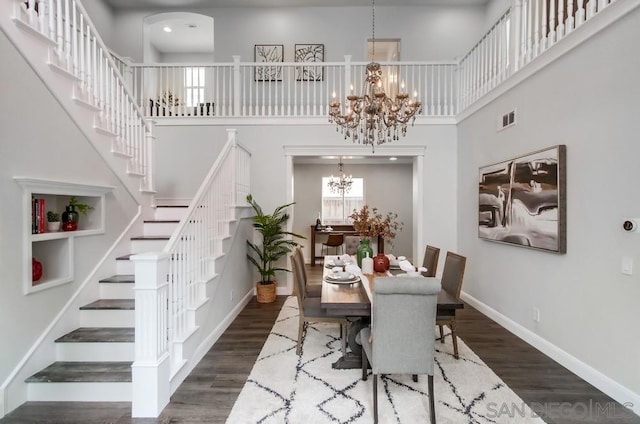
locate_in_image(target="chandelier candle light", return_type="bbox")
[328,0,422,150]
[327,160,353,194]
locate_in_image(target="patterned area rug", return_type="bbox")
[227,297,546,424]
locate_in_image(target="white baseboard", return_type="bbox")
[461,291,640,416]
[0,387,5,419]
[169,288,254,394]
[277,286,293,296]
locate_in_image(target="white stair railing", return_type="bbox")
[128,59,459,118]
[459,0,618,110]
[130,129,250,417]
[14,0,154,192]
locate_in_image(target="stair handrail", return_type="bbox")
[130,128,250,417]
[17,0,154,191]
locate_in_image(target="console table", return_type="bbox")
[309,225,384,266]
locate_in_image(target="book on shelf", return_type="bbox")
[32,197,45,234]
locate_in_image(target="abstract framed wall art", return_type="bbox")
[478,145,566,253]
[254,44,283,82]
[295,44,324,81]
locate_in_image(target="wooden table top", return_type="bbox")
[320,255,463,316]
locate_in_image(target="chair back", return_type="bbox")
[290,253,306,311]
[441,251,466,299]
[294,247,308,286]
[371,277,441,375]
[325,233,344,247]
[344,235,360,255]
[422,245,440,277]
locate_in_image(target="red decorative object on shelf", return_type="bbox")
[32,258,43,283]
[61,205,79,231]
[373,253,390,273]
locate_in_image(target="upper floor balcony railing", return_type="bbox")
[121,0,618,123]
[127,58,458,119]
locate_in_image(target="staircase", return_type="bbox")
[0,0,154,204]
[23,206,188,401]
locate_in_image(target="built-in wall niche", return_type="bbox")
[14,178,115,295]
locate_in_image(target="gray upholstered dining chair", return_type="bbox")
[291,254,347,356]
[361,277,441,424]
[436,251,467,359]
[422,245,441,277]
[344,235,360,255]
[293,246,322,298]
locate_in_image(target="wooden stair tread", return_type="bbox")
[26,362,132,383]
[55,328,134,343]
[80,299,134,310]
[130,235,170,240]
[143,219,179,223]
[98,275,134,284]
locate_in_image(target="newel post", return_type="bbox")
[130,252,171,417]
[227,128,239,206]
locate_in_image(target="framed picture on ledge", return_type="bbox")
[295,44,324,81]
[478,145,566,253]
[254,44,283,82]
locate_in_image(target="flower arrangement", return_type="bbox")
[349,205,403,242]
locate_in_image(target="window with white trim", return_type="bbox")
[321,177,364,225]
[184,67,205,107]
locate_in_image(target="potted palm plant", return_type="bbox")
[246,194,305,303]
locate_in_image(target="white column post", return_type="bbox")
[232,56,241,117]
[510,0,523,73]
[143,120,156,193]
[130,252,171,418]
[344,55,352,104]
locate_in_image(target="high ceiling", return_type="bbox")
[104,0,487,9]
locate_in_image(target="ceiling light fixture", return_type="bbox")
[327,160,353,194]
[328,0,422,151]
[163,26,172,33]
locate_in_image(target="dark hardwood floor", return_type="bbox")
[2,264,638,423]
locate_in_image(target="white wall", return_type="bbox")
[110,5,487,63]
[153,122,458,287]
[292,163,414,261]
[457,7,640,405]
[81,0,115,49]
[0,31,138,394]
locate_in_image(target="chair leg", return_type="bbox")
[297,319,305,355]
[438,325,444,343]
[362,345,368,381]
[373,374,378,424]
[341,323,347,356]
[428,374,436,424]
[450,321,459,360]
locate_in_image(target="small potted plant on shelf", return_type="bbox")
[62,197,94,232]
[46,211,61,232]
[246,194,305,303]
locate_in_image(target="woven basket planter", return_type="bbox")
[256,282,276,303]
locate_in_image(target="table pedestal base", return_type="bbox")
[332,352,362,369]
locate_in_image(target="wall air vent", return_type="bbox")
[497,109,516,131]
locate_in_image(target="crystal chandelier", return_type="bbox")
[328,0,422,150]
[327,160,353,194]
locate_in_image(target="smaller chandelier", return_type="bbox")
[327,160,353,194]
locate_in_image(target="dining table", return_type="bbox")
[320,255,464,369]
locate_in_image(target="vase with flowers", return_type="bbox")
[349,205,403,268]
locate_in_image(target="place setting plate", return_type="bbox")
[324,272,360,285]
